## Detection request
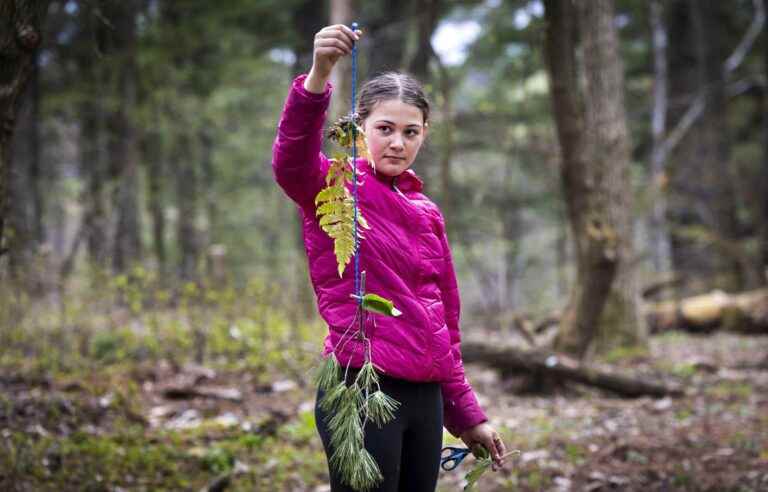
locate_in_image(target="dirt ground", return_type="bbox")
[2,331,767,491]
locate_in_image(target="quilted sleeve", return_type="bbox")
[271,74,331,208]
[436,214,489,437]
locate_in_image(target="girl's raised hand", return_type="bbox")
[304,24,361,93]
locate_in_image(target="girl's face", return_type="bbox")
[362,99,427,177]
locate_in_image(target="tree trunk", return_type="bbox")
[0,0,50,257]
[432,49,454,223]
[581,0,647,354]
[111,1,142,272]
[291,0,326,78]
[693,1,743,288]
[761,20,768,282]
[329,0,354,122]
[144,121,167,276]
[176,135,199,280]
[544,0,646,358]
[362,0,410,76]
[81,98,108,268]
[405,0,440,81]
[8,53,35,282]
[200,127,218,279]
[80,2,110,270]
[668,1,749,291]
[648,0,673,274]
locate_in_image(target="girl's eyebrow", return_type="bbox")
[374,119,422,128]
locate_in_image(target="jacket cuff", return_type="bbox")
[291,73,332,103]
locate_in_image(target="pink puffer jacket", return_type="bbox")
[272,74,487,437]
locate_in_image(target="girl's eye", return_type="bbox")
[378,126,392,134]
[406,129,419,137]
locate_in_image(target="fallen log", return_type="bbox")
[461,342,683,398]
[645,288,768,334]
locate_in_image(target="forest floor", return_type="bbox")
[2,330,767,491]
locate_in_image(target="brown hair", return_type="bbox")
[356,72,430,125]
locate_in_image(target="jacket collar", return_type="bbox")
[356,158,424,193]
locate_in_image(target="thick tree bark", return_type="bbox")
[544,0,646,358]
[0,0,50,257]
[544,0,606,358]
[578,0,646,355]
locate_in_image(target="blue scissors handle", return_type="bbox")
[440,446,471,471]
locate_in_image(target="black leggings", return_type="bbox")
[314,367,444,492]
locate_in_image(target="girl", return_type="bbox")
[272,24,506,491]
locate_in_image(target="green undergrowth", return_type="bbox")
[1,412,328,491]
[0,267,324,380]
[1,268,331,490]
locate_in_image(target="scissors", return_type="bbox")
[440,446,473,471]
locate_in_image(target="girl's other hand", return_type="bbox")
[459,422,507,471]
[304,24,362,94]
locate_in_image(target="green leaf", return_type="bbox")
[471,443,490,460]
[361,293,402,317]
[463,458,492,491]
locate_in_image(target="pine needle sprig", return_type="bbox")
[354,360,379,389]
[319,381,348,413]
[365,390,400,428]
[314,353,342,392]
[349,448,384,491]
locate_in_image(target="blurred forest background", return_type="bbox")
[1,0,768,490]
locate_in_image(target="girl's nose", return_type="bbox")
[389,134,404,150]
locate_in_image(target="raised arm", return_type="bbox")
[271,25,361,208]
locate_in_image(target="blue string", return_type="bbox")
[351,22,361,306]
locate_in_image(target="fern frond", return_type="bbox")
[315,155,370,277]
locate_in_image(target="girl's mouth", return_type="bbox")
[383,155,405,161]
